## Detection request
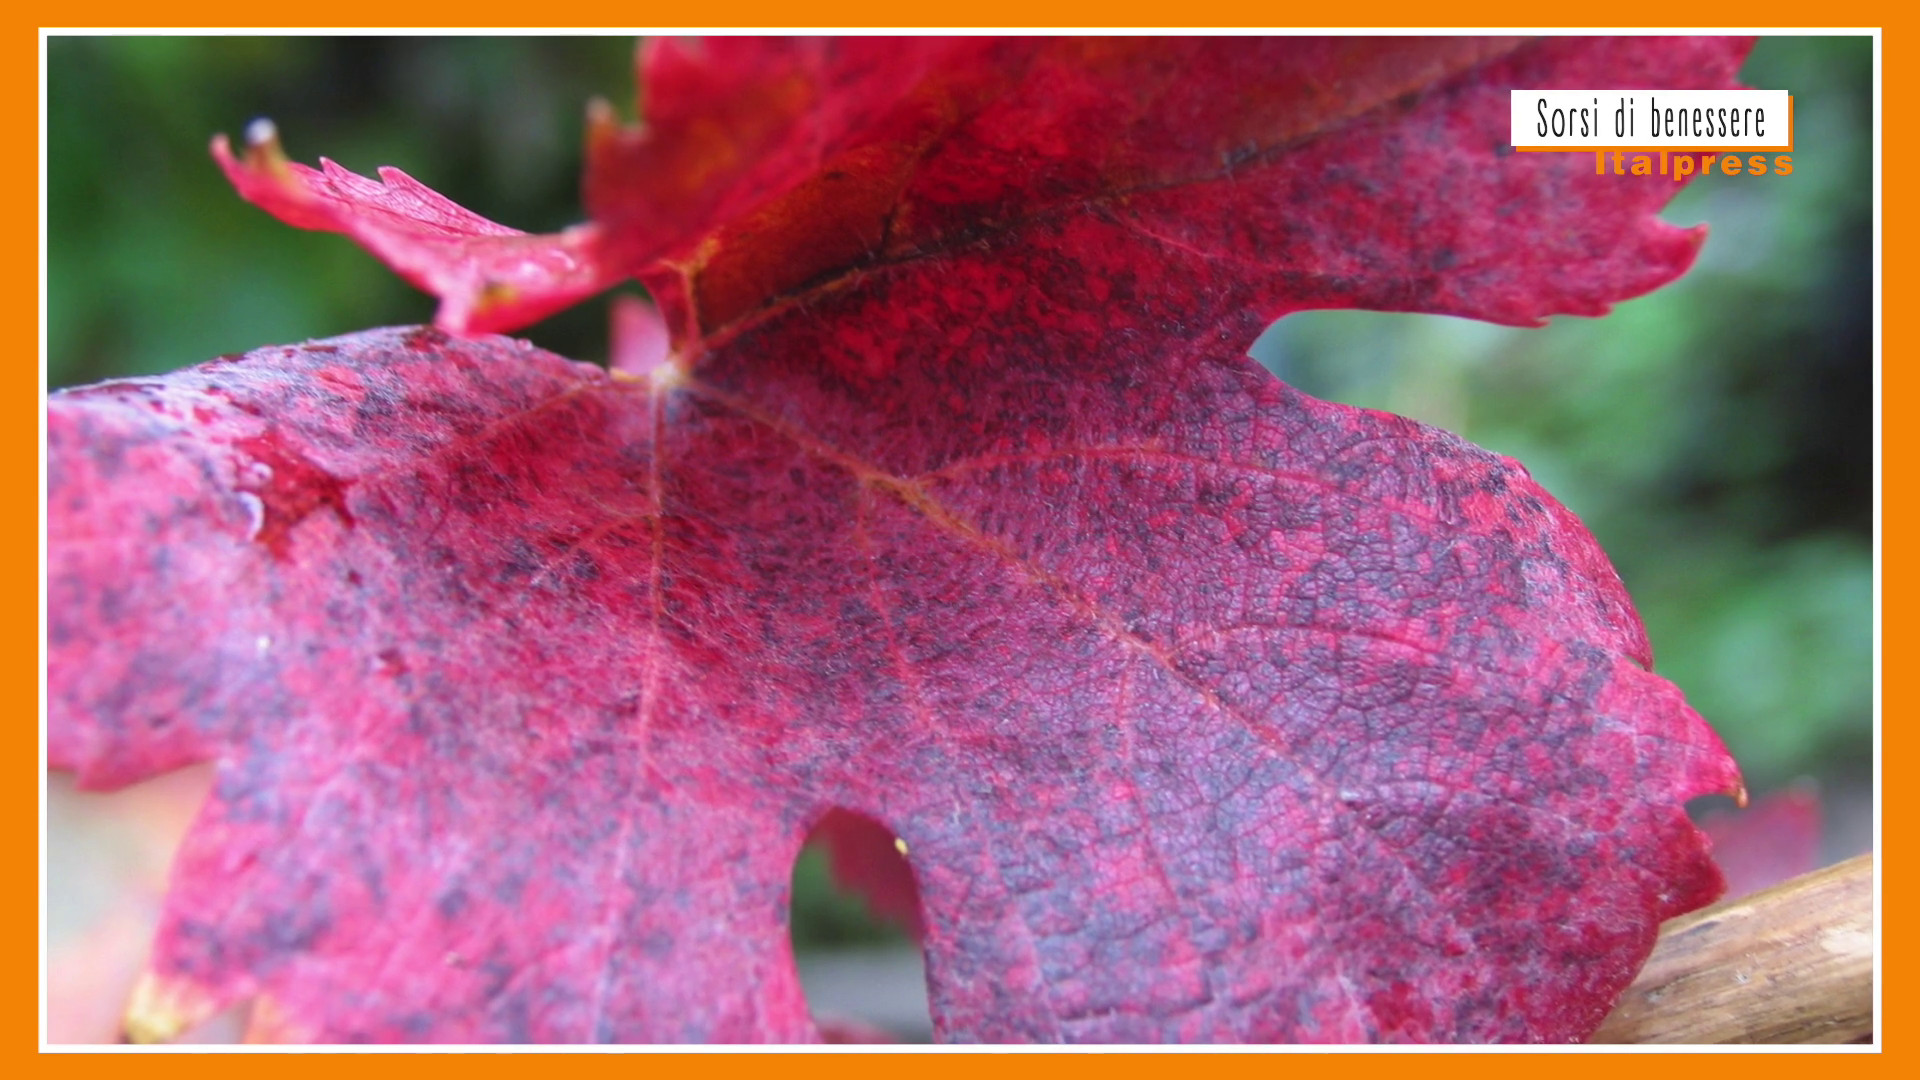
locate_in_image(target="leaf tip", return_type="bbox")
[212,117,292,179]
[122,971,217,1045]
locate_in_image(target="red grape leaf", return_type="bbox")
[52,36,1750,1043]
[50,326,1740,1042]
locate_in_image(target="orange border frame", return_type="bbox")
[16,6,1897,1074]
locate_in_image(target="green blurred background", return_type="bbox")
[46,37,1873,963]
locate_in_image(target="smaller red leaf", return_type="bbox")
[211,121,623,335]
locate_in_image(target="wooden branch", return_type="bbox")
[1593,852,1874,1044]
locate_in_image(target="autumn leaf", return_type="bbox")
[51,36,1748,1043]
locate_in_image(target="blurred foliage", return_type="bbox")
[47,37,1872,941]
[48,37,636,388]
